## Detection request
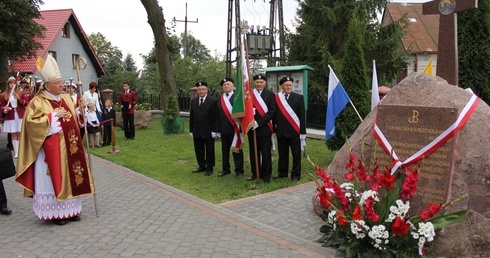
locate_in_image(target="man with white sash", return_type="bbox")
[273,77,306,182]
[216,78,244,178]
[247,74,276,183]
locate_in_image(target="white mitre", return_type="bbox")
[36,54,62,83]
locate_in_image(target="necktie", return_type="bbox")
[285,94,289,100]
[226,93,229,98]
[200,98,203,107]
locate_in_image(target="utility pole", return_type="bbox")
[173,3,198,58]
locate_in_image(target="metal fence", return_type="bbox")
[307,103,326,129]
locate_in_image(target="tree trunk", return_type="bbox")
[140,0,179,115]
[0,48,9,81]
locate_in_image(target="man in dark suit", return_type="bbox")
[216,78,244,178]
[247,74,276,184]
[120,82,137,140]
[190,82,218,176]
[273,76,306,182]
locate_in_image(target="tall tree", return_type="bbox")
[88,32,123,73]
[123,53,137,72]
[140,0,178,112]
[327,16,370,150]
[459,0,490,105]
[0,0,45,80]
[178,32,212,63]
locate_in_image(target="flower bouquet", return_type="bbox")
[311,150,468,258]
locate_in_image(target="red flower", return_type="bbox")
[420,210,433,222]
[380,170,396,189]
[344,172,354,181]
[317,188,332,210]
[352,205,362,221]
[420,203,442,221]
[391,217,410,235]
[428,203,441,215]
[337,210,348,226]
[400,168,419,201]
[364,197,380,222]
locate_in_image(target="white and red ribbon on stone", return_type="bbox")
[221,94,243,152]
[374,94,480,174]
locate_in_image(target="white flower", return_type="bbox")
[359,190,379,205]
[418,222,435,242]
[350,221,369,239]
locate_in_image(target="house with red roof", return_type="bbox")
[11,9,105,91]
[382,3,439,83]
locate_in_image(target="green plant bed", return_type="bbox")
[162,117,184,134]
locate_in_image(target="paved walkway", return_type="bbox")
[0,134,336,257]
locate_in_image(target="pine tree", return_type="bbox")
[458,0,490,104]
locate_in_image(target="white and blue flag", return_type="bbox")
[325,65,350,141]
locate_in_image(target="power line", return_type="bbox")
[173,3,198,58]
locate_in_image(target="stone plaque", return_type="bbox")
[375,105,458,213]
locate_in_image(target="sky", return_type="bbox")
[40,0,427,70]
[40,0,300,69]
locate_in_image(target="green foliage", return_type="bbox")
[90,119,336,203]
[458,0,490,105]
[164,95,178,120]
[134,102,151,111]
[0,0,45,79]
[327,16,370,150]
[88,32,139,92]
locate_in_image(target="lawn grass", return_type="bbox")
[90,118,336,204]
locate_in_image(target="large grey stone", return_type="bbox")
[321,72,490,257]
[115,110,152,129]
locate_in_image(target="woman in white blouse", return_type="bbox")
[82,82,102,115]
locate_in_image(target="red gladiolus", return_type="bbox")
[400,168,419,201]
[364,197,380,222]
[337,210,348,226]
[391,217,410,235]
[352,205,362,221]
[420,210,432,222]
[318,188,332,210]
[356,160,367,181]
[344,172,354,181]
[428,203,441,215]
[380,170,396,189]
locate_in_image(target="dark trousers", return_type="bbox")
[248,132,272,180]
[103,125,112,145]
[0,181,7,209]
[277,136,301,180]
[221,134,244,175]
[193,136,215,171]
[6,134,12,149]
[122,113,135,139]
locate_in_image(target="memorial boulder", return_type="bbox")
[323,72,490,257]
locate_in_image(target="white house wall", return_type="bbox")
[33,21,98,93]
[406,53,438,75]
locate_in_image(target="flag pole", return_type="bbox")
[350,100,363,122]
[75,57,99,218]
[242,36,260,182]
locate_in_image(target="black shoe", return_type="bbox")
[0,207,12,215]
[192,167,206,173]
[272,175,288,180]
[218,171,231,177]
[52,219,67,226]
[204,170,213,176]
[263,178,271,184]
[68,216,81,222]
[235,173,243,179]
[291,178,301,182]
[246,176,257,181]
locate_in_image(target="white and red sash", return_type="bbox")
[253,89,274,133]
[374,94,480,174]
[221,94,243,152]
[276,93,300,134]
